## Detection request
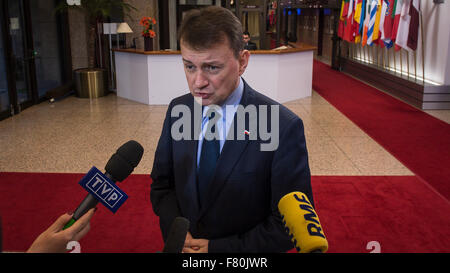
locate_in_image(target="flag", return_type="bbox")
[354,0,363,25]
[377,36,386,48]
[358,0,367,35]
[343,0,356,42]
[338,0,350,39]
[353,0,364,44]
[341,0,350,19]
[367,0,378,45]
[382,0,396,48]
[372,0,383,42]
[378,0,388,42]
[407,0,420,51]
[395,0,412,51]
[348,0,355,19]
[362,0,371,46]
[391,0,403,43]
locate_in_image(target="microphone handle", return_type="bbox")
[63,172,115,230]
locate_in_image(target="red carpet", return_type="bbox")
[313,61,450,200]
[0,172,163,253]
[1,172,449,252]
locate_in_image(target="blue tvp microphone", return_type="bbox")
[63,140,144,229]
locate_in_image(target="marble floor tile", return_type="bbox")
[0,91,417,177]
[306,135,361,175]
[331,136,414,175]
[424,110,450,124]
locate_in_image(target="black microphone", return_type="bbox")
[162,217,190,253]
[63,140,144,229]
[0,216,2,253]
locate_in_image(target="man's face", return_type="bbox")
[243,34,250,44]
[181,38,249,106]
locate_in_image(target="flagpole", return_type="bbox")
[400,48,403,77]
[414,50,417,82]
[363,44,366,63]
[376,44,379,68]
[348,42,351,60]
[386,47,389,70]
[420,7,425,84]
[393,47,396,74]
[350,43,353,60]
[352,43,355,60]
[371,45,374,65]
[406,49,410,79]
[358,43,361,61]
[370,43,376,64]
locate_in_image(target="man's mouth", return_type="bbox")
[195,92,212,99]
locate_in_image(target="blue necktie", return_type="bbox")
[197,109,220,208]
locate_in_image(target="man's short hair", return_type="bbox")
[178,6,244,59]
[243,31,250,36]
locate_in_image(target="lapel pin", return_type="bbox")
[244,130,250,136]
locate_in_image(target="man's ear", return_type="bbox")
[238,50,250,76]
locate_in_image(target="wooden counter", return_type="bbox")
[113,45,315,105]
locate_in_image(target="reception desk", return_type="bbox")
[114,45,315,105]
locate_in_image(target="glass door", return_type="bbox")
[0,1,11,119]
[30,0,65,99]
[0,0,70,121]
[7,0,35,109]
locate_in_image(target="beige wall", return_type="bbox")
[123,0,159,50]
[68,9,88,70]
[67,0,159,70]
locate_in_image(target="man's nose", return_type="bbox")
[194,70,208,89]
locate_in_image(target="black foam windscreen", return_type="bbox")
[105,140,144,182]
[162,217,190,253]
[0,216,2,253]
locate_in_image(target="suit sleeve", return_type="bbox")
[150,101,182,241]
[208,116,313,252]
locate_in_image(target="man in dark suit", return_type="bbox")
[243,31,257,50]
[150,6,312,253]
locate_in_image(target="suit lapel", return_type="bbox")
[199,81,255,218]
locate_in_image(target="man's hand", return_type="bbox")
[183,232,209,253]
[26,208,96,253]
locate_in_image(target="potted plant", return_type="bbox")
[56,0,136,98]
[140,16,157,51]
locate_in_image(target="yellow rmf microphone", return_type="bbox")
[278,192,328,253]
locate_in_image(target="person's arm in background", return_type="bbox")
[207,117,312,252]
[150,101,182,241]
[26,208,96,253]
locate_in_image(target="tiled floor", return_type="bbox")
[0,89,423,177]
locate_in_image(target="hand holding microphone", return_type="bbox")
[278,192,328,253]
[27,208,96,253]
[1,140,144,253]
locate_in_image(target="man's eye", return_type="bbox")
[206,65,220,72]
[185,64,195,71]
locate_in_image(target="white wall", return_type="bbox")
[421,0,450,85]
[445,24,450,85]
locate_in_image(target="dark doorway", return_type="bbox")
[0,0,71,121]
